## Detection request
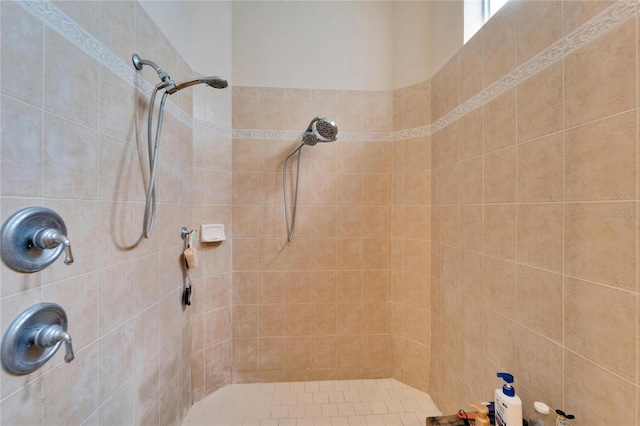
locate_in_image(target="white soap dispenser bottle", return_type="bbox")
[494,372,522,426]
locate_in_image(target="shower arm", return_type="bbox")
[132,54,172,83]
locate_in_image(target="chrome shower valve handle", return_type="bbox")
[32,228,74,265]
[1,207,75,272]
[34,324,75,363]
[1,303,74,375]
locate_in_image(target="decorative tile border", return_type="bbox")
[16,0,637,142]
[430,0,638,134]
[16,0,233,138]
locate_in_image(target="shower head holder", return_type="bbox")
[132,53,171,83]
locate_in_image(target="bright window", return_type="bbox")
[464,0,510,43]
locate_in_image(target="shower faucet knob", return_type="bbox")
[34,324,75,363]
[33,228,74,265]
[1,207,74,272]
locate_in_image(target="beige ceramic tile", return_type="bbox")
[516,265,562,342]
[232,338,258,371]
[460,295,483,351]
[562,1,616,35]
[232,96,258,129]
[432,59,458,120]
[459,250,484,303]
[284,303,311,336]
[337,98,364,131]
[565,277,636,380]
[432,123,458,169]
[402,205,430,241]
[232,139,258,172]
[459,205,483,253]
[484,145,516,202]
[1,1,44,107]
[564,20,636,127]
[517,62,563,142]
[440,205,459,247]
[310,303,336,336]
[517,133,563,202]
[458,156,483,205]
[484,256,517,319]
[44,31,99,128]
[257,304,284,337]
[403,306,429,345]
[258,97,285,129]
[484,204,516,260]
[564,349,636,426]
[336,335,363,368]
[402,272,430,311]
[336,239,363,271]
[458,35,483,104]
[43,344,98,425]
[458,108,483,160]
[484,89,516,153]
[403,92,430,129]
[483,2,516,87]
[363,97,393,132]
[311,336,337,368]
[483,309,517,374]
[440,283,461,332]
[565,111,636,201]
[516,326,563,409]
[440,246,459,290]
[515,1,562,65]
[517,203,563,272]
[402,136,431,173]
[564,202,636,290]
[336,271,363,303]
[1,97,43,197]
[403,172,430,206]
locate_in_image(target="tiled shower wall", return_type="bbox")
[429,1,640,424]
[390,83,432,392]
[231,88,394,382]
[0,1,232,424]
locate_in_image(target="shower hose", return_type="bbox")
[143,83,170,239]
[283,148,303,242]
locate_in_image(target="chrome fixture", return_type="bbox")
[283,117,338,242]
[1,207,74,273]
[132,53,228,238]
[2,302,74,375]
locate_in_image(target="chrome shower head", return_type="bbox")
[302,117,338,146]
[132,53,228,93]
[174,76,229,91]
[286,117,339,158]
[313,117,338,142]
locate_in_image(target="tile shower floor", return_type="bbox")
[182,379,442,426]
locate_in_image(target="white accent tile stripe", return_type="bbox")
[430,0,638,135]
[15,0,232,138]
[17,0,637,142]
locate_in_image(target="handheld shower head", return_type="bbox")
[287,117,339,158]
[174,76,229,91]
[306,117,338,143]
[283,116,338,242]
[132,53,228,94]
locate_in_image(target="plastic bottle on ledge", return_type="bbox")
[494,372,522,426]
[555,409,575,426]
